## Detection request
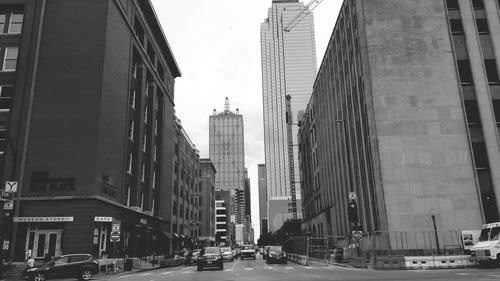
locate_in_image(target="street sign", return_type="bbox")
[110,231,120,242]
[5,181,18,193]
[3,239,9,250]
[348,192,357,200]
[0,191,12,201]
[3,200,13,210]
[352,230,362,240]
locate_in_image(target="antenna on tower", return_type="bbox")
[224,97,230,112]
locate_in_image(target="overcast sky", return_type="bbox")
[151,0,342,240]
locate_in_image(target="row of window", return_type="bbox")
[0,47,18,71]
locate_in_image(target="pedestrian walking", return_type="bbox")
[23,256,35,279]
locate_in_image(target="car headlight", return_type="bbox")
[27,268,38,272]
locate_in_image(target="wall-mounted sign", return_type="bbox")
[5,181,18,193]
[140,218,147,225]
[13,216,74,223]
[3,200,13,210]
[94,216,113,222]
[29,172,75,193]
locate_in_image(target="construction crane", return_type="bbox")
[284,0,325,32]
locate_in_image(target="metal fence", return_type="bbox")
[282,230,465,263]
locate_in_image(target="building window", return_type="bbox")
[472,0,484,9]
[143,133,147,152]
[144,106,148,124]
[0,85,14,111]
[485,59,499,85]
[450,19,464,35]
[130,90,136,109]
[126,153,133,174]
[155,119,158,135]
[140,193,144,211]
[7,12,23,33]
[125,186,131,207]
[153,145,157,161]
[2,47,18,71]
[476,19,489,34]
[457,60,474,85]
[128,119,134,141]
[141,162,146,182]
[152,171,156,189]
[0,11,23,34]
[445,0,459,9]
[151,198,155,214]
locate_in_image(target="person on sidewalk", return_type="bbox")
[23,256,35,279]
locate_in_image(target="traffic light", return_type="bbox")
[347,201,358,224]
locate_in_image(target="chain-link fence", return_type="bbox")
[282,230,465,265]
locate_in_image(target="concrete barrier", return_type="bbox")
[404,255,476,270]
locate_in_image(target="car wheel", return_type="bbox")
[79,269,93,281]
[33,273,46,281]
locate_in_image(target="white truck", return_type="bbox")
[470,222,500,264]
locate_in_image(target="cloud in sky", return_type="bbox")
[151,0,342,240]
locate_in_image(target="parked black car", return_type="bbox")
[265,246,287,264]
[26,254,99,281]
[197,247,223,271]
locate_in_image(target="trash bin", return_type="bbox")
[124,259,133,271]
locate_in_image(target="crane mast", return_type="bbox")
[283,0,324,33]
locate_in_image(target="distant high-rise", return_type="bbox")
[209,98,246,225]
[260,0,316,229]
[258,164,268,235]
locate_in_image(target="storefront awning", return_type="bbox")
[161,231,173,239]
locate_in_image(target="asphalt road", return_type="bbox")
[53,255,500,281]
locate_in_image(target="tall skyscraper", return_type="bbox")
[209,98,246,225]
[260,0,317,230]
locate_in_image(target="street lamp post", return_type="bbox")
[431,214,441,255]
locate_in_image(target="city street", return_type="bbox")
[48,255,500,281]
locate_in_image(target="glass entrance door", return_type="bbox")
[28,230,61,258]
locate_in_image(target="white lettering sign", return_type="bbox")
[13,216,74,223]
[94,216,113,222]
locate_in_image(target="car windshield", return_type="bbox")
[269,246,282,252]
[204,247,220,254]
[479,228,491,242]
[220,247,231,252]
[243,245,254,250]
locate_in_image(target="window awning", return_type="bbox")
[161,231,173,239]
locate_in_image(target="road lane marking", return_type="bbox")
[138,272,152,276]
[161,271,173,275]
[285,266,294,269]
[244,267,253,270]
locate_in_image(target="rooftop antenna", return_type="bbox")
[224,97,230,112]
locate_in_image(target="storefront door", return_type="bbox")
[26,229,62,258]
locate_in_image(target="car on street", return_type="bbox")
[220,247,235,261]
[197,247,224,271]
[25,254,99,281]
[265,246,287,264]
[240,244,256,260]
[184,249,201,265]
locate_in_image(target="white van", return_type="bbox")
[470,222,500,264]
